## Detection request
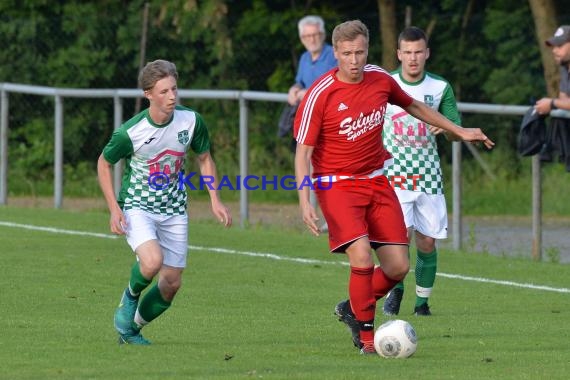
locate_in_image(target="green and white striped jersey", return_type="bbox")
[383,69,461,194]
[103,105,210,215]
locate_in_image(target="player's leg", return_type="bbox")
[117,239,163,345]
[134,265,182,330]
[341,242,408,354]
[382,189,415,315]
[366,178,409,351]
[412,193,448,316]
[114,210,161,344]
[343,237,377,353]
[115,261,153,334]
[373,245,409,300]
[382,229,413,315]
[320,181,377,353]
[123,210,156,297]
[380,246,409,315]
[413,232,437,315]
[133,213,188,331]
[368,178,409,301]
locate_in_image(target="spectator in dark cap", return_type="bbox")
[535,25,570,114]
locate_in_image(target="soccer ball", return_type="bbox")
[373,319,417,358]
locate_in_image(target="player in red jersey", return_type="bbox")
[294,20,494,355]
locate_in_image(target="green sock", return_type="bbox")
[129,262,152,296]
[137,283,172,325]
[415,249,438,307]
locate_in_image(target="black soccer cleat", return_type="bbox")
[414,302,432,316]
[382,288,404,316]
[334,300,361,348]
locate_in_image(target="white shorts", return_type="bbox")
[394,189,448,239]
[123,209,189,268]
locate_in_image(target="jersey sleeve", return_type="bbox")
[102,128,134,164]
[439,84,462,126]
[190,112,211,154]
[293,87,325,146]
[388,76,414,108]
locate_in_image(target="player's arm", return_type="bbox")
[434,84,462,141]
[97,128,133,234]
[404,99,494,149]
[294,143,320,236]
[196,151,232,227]
[97,154,126,235]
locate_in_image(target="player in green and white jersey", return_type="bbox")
[97,59,232,345]
[382,27,461,316]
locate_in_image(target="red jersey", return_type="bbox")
[294,64,413,179]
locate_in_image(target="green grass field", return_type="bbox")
[1,206,570,379]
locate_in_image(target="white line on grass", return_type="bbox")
[2,220,570,294]
[0,221,119,239]
[188,245,570,294]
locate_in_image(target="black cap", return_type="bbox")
[546,25,570,47]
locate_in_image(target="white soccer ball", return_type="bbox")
[373,319,417,358]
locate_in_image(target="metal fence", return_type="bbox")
[0,82,546,255]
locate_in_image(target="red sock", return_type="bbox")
[349,266,375,344]
[372,266,400,299]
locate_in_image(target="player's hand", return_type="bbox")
[480,136,495,149]
[109,210,127,235]
[212,201,232,227]
[459,128,495,149]
[301,203,320,236]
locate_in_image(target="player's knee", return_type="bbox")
[415,234,436,253]
[393,261,410,280]
[170,279,182,294]
[139,257,162,277]
[417,243,436,254]
[164,285,180,302]
[159,277,182,300]
[383,260,409,281]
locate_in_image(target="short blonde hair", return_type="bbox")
[332,20,369,48]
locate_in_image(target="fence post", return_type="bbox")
[239,96,249,227]
[113,94,123,196]
[531,152,542,260]
[54,95,64,209]
[0,89,8,205]
[452,141,462,250]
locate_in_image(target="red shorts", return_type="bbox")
[316,175,408,253]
